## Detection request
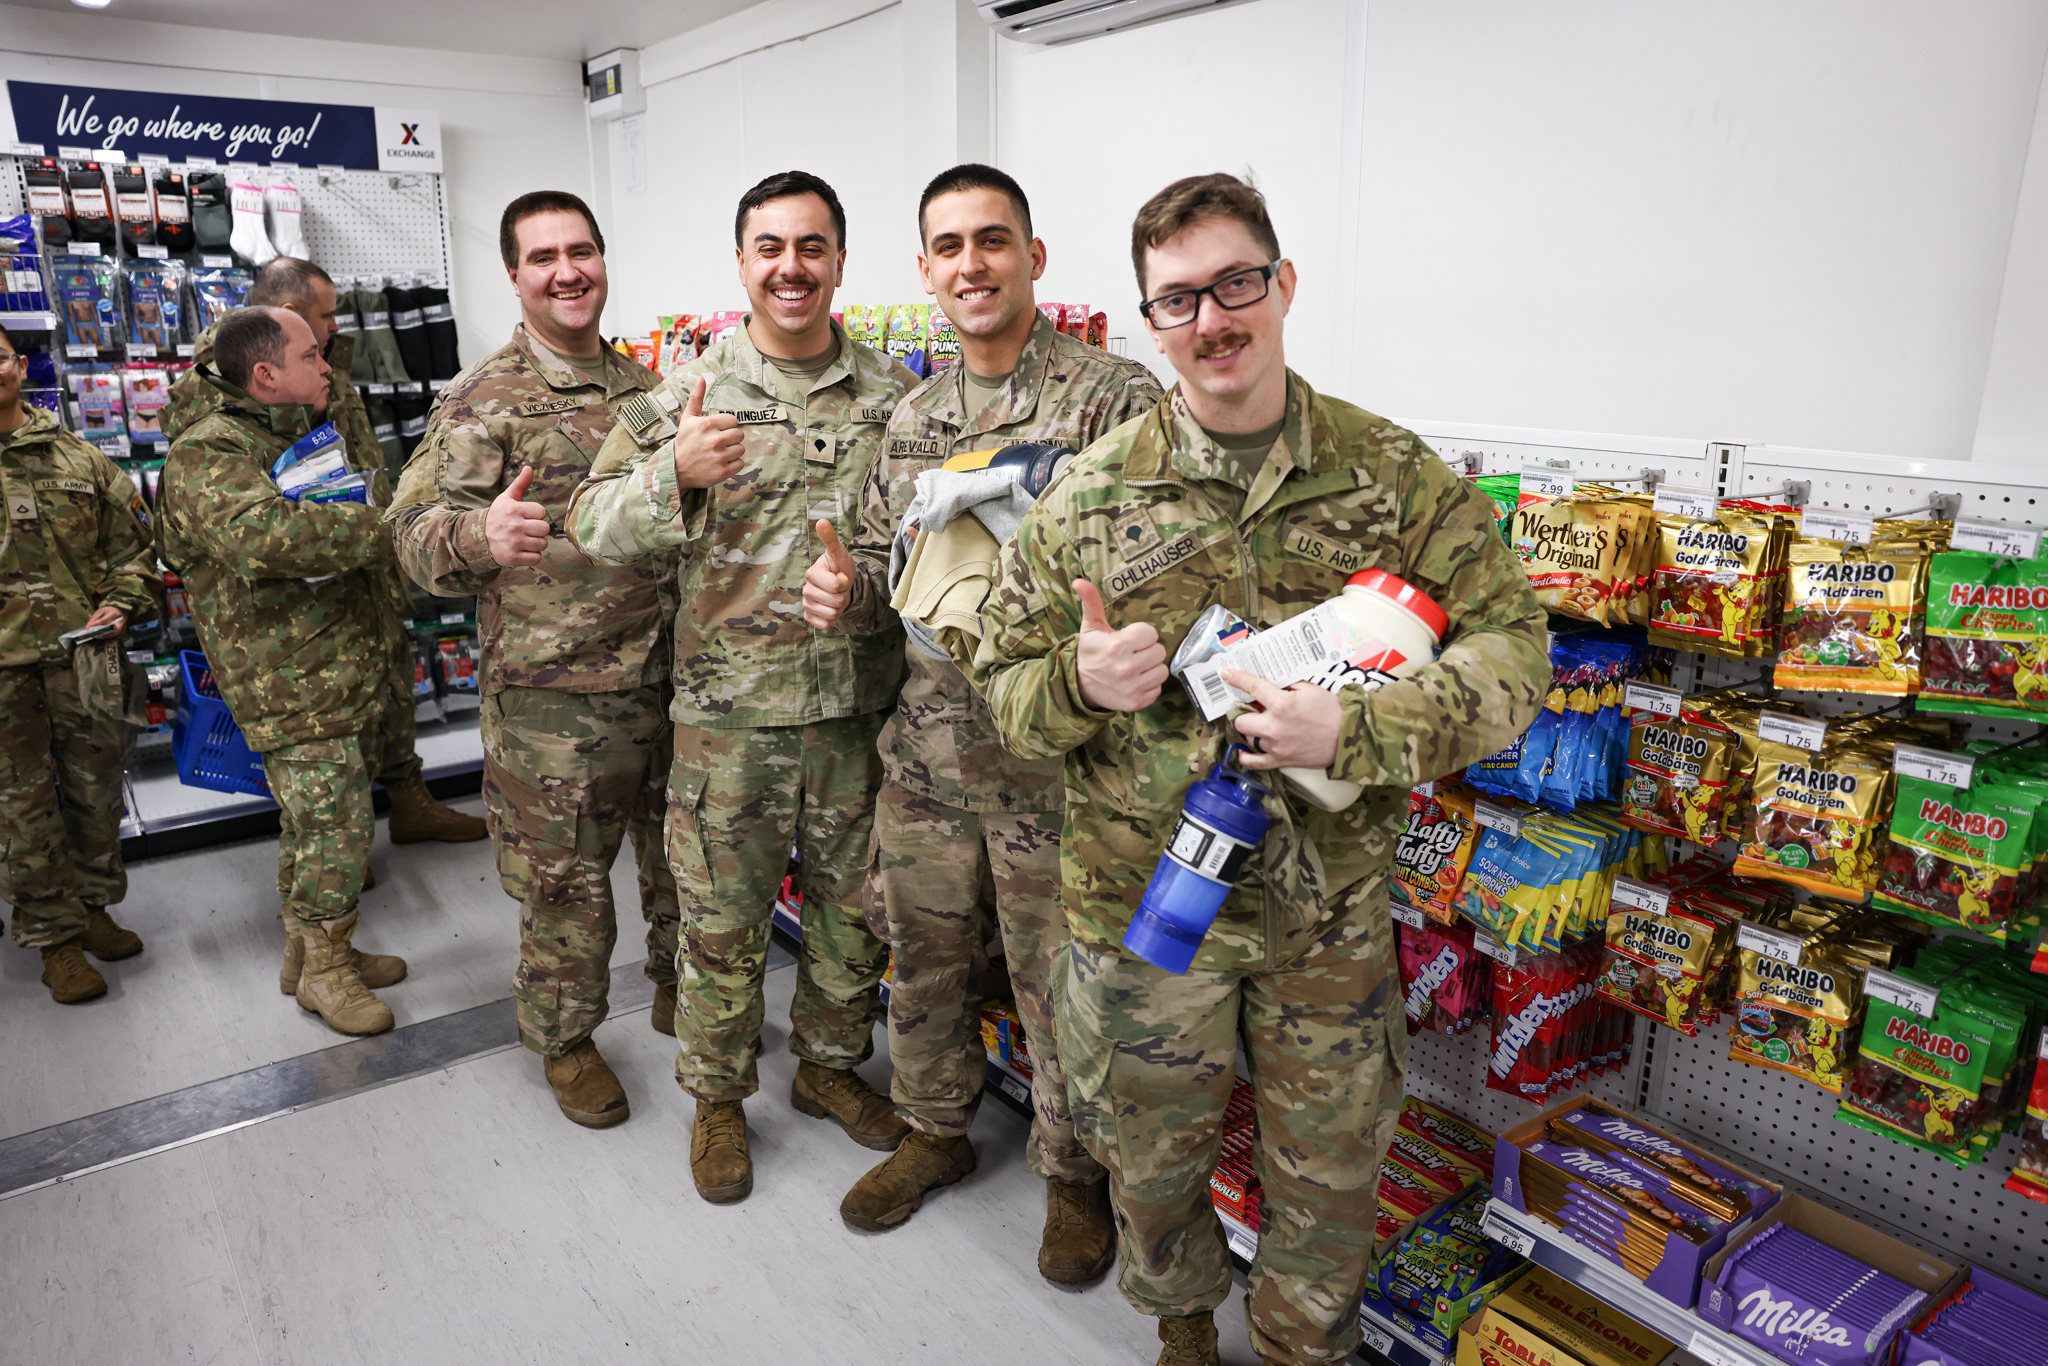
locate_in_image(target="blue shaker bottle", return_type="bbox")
[1123,756,1272,974]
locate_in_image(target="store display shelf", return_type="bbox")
[764,898,1035,1118]
[1215,1208,1445,1366]
[1477,1201,1775,1366]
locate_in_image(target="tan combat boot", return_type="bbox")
[1156,1311,1220,1366]
[840,1130,977,1231]
[40,941,107,1003]
[78,906,143,960]
[277,912,407,995]
[790,1060,910,1151]
[544,1037,629,1128]
[1040,1175,1117,1283]
[650,981,676,1037]
[291,911,395,1036]
[384,774,486,844]
[691,1099,752,1204]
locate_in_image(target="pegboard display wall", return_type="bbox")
[1,155,451,292]
[1398,419,2048,1296]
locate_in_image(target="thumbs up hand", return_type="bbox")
[672,376,745,489]
[485,465,550,566]
[802,519,860,630]
[1073,578,1167,712]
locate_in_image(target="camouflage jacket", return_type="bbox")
[567,317,914,729]
[166,327,410,624]
[0,406,162,669]
[973,373,1549,972]
[157,369,405,750]
[839,314,1161,812]
[385,325,672,696]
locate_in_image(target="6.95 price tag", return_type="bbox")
[1480,1206,1538,1257]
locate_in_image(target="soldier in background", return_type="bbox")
[972,175,1549,1366]
[158,307,409,1036]
[0,326,160,1003]
[803,164,1160,1276]
[568,171,913,1205]
[162,255,487,890]
[386,192,678,1130]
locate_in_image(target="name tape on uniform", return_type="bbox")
[1622,681,1683,718]
[1865,967,1939,1019]
[1950,518,2041,560]
[1737,922,1803,966]
[1758,713,1827,752]
[1894,746,1973,790]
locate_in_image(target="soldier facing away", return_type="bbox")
[0,326,161,1003]
[161,255,489,898]
[385,191,679,1130]
[802,164,1162,1278]
[158,307,411,1036]
[568,170,915,1204]
[971,175,1549,1366]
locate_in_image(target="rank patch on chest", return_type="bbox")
[1286,527,1370,572]
[1105,532,1201,600]
[517,397,583,417]
[1109,507,1165,562]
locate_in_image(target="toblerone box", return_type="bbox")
[1495,1268,1674,1366]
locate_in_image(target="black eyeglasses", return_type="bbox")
[1138,261,1282,329]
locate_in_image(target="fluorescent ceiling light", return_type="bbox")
[72,0,114,8]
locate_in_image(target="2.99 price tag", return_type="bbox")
[1622,681,1682,719]
[1894,746,1973,790]
[1950,518,2041,560]
[1520,463,1575,504]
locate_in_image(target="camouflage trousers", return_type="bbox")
[0,661,129,948]
[869,780,1102,1183]
[667,712,888,1103]
[263,717,381,926]
[374,644,422,788]
[482,684,679,1058]
[1059,877,1406,1366]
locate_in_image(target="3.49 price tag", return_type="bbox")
[1473,931,1520,968]
[1894,746,1973,790]
[1390,903,1425,931]
[1950,518,2041,560]
[1866,968,1938,1018]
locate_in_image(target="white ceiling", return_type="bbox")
[5,0,759,61]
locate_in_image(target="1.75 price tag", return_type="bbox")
[1612,876,1672,916]
[1758,713,1827,752]
[1950,518,2040,560]
[1801,508,1875,546]
[1866,967,1938,1018]
[1651,486,1719,521]
[1622,681,1682,719]
[1737,922,1803,966]
[1894,746,1973,790]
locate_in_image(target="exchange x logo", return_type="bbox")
[400,123,420,145]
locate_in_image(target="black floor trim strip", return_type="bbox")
[0,965,658,1200]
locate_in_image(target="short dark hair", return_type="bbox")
[918,163,1032,246]
[247,256,334,310]
[499,191,606,271]
[734,171,846,251]
[1130,172,1282,297]
[215,307,290,390]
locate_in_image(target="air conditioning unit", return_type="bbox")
[977,0,1231,45]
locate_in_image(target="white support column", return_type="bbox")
[901,0,993,196]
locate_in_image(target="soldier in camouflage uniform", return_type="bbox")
[0,327,160,1003]
[159,307,412,1037]
[567,171,914,1204]
[162,255,489,898]
[386,191,677,1130]
[804,165,1160,1271]
[972,176,1548,1366]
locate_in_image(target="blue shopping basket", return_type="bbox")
[171,650,270,796]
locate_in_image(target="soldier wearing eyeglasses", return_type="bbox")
[970,174,1549,1366]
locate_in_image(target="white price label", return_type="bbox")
[270,160,299,170]
[1651,486,1719,521]
[1737,922,1803,966]
[1480,1207,1537,1257]
[1473,931,1520,968]
[66,343,97,358]
[137,153,170,167]
[396,380,424,394]
[1391,903,1426,930]
[1226,1226,1257,1263]
[185,156,220,168]
[6,141,46,157]
[1758,713,1827,751]
[429,379,450,392]
[1894,746,1973,790]
[1866,968,1939,1018]
[1359,1322,1396,1357]
[1801,507,1876,546]
[366,383,395,395]
[66,241,102,257]
[1612,876,1672,916]
[440,612,467,625]
[1622,681,1683,718]
[176,343,194,358]
[1414,779,1436,799]
[1950,518,2041,560]
[1688,1331,1748,1366]
[199,254,233,267]
[228,161,261,173]
[135,244,168,259]
[1520,463,1575,503]
[127,343,156,358]
[1474,800,1523,839]
[57,146,96,161]
[998,1072,1029,1105]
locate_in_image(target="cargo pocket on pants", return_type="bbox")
[664,768,715,906]
[484,760,587,907]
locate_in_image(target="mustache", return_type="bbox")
[1195,329,1255,357]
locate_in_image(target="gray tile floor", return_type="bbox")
[0,805,1258,1364]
